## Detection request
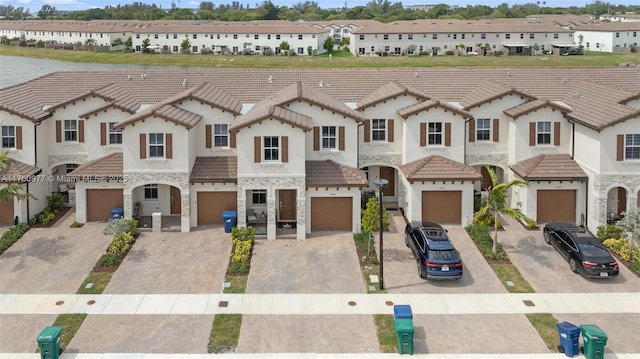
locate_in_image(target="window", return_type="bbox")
[149,133,164,157]
[172,45,178,52]
[154,34,158,39]
[398,34,402,40]
[505,34,511,39]
[276,34,281,40]
[252,189,266,204]
[554,33,559,39]
[263,136,279,161]
[66,163,78,173]
[1,125,15,148]
[408,34,413,40]
[625,134,640,160]
[372,119,386,141]
[233,34,238,39]
[461,34,465,39]
[321,126,337,150]
[64,120,77,142]
[481,33,486,39]
[616,32,620,38]
[432,34,437,39]
[193,34,197,39]
[173,34,177,39]
[108,122,122,144]
[297,47,304,54]
[529,33,535,39]
[537,122,551,145]
[298,34,303,40]
[214,124,229,147]
[359,35,364,40]
[383,34,389,40]
[428,122,443,145]
[476,119,491,141]
[453,34,457,40]
[144,184,158,200]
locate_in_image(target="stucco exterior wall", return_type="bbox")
[402,106,467,164]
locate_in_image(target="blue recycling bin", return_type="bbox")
[556,321,580,357]
[111,207,124,220]
[222,210,237,233]
[393,304,413,320]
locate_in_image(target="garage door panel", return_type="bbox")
[197,192,237,225]
[87,189,124,222]
[0,199,14,225]
[422,191,462,224]
[311,197,352,231]
[537,190,576,224]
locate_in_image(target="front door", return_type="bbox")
[617,187,627,217]
[380,167,395,197]
[170,186,181,215]
[279,189,296,221]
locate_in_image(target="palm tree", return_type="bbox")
[0,152,34,204]
[473,166,529,254]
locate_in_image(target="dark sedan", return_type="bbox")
[543,222,619,278]
[405,221,463,280]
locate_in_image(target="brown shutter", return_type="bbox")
[16,126,22,149]
[364,120,370,142]
[445,122,451,146]
[282,136,288,163]
[493,119,499,142]
[388,119,394,142]
[78,120,84,142]
[230,131,236,148]
[205,124,212,148]
[313,126,320,151]
[165,133,172,159]
[529,122,536,146]
[617,135,624,161]
[468,119,475,142]
[420,122,426,147]
[100,123,107,146]
[339,126,345,150]
[139,133,146,159]
[553,122,560,146]
[56,120,61,143]
[254,136,261,163]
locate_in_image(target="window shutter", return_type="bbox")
[445,122,451,146]
[529,122,536,146]
[339,126,345,151]
[230,131,236,148]
[282,136,288,163]
[139,133,146,159]
[553,122,560,146]
[16,126,22,149]
[313,126,319,151]
[205,124,212,148]
[56,120,61,143]
[254,136,261,162]
[165,133,173,159]
[420,123,426,147]
[388,119,394,142]
[78,120,84,143]
[364,120,370,143]
[100,123,107,146]
[468,119,475,142]
[493,119,499,142]
[617,135,624,161]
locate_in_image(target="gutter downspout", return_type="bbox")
[31,112,51,222]
[357,121,365,169]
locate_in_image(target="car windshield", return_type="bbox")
[428,249,458,261]
[577,243,611,258]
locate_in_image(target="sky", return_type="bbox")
[5,0,638,14]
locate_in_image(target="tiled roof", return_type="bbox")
[0,159,42,183]
[231,103,313,132]
[460,80,535,109]
[510,154,587,180]
[503,99,572,119]
[190,156,237,183]
[47,85,113,111]
[273,81,364,120]
[356,80,427,109]
[351,18,575,34]
[398,99,471,119]
[400,155,482,182]
[306,160,368,188]
[66,152,123,178]
[79,101,135,119]
[575,22,640,31]
[117,103,203,129]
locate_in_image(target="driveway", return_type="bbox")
[0,210,111,294]
[383,211,506,294]
[499,217,640,293]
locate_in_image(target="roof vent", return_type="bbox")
[182,78,188,87]
[141,73,147,80]
[319,80,324,87]
[505,71,511,77]
[574,92,581,98]
[268,75,273,83]
[127,75,132,80]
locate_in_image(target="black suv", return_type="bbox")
[405,221,463,280]
[543,222,619,278]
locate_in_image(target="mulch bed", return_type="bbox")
[30,206,72,228]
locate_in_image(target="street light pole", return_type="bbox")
[372,177,389,291]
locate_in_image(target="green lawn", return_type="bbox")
[208,314,242,353]
[527,313,560,351]
[374,314,397,353]
[491,263,535,293]
[76,272,113,294]
[51,314,87,351]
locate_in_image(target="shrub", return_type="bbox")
[47,193,65,211]
[107,232,135,257]
[466,223,509,260]
[444,50,455,56]
[229,227,255,275]
[494,50,504,56]
[596,224,623,241]
[71,221,82,228]
[603,238,640,262]
[361,196,389,233]
[98,253,120,267]
[104,218,137,237]
[0,223,30,253]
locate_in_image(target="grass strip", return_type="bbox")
[374,314,397,353]
[526,313,560,351]
[51,313,87,351]
[223,275,248,294]
[76,272,113,294]
[491,263,535,293]
[208,314,242,353]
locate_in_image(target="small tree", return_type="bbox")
[361,196,389,235]
[279,41,290,55]
[180,39,191,53]
[141,38,151,53]
[0,152,35,204]
[323,36,335,54]
[457,43,465,55]
[616,206,640,248]
[307,46,312,56]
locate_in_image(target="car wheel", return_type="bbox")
[569,258,578,273]
[404,234,410,248]
[543,231,551,244]
[417,260,427,279]
[558,345,564,353]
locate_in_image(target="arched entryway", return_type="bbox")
[606,186,627,224]
[131,183,182,230]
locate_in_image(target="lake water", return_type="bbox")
[0,55,203,88]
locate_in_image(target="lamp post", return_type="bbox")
[372,177,388,290]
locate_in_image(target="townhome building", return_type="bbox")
[574,22,640,53]
[1,67,639,238]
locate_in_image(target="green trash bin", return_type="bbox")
[580,324,608,359]
[36,326,62,359]
[394,318,414,355]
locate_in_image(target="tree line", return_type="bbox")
[0,1,637,22]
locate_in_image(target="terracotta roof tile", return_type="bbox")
[306,160,368,188]
[0,159,42,183]
[190,156,237,183]
[398,99,471,119]
[357,80,427,109]
[400,155,481,182]
[503,99,572,119]
[510,154,587,180]
[117,103,202,129]
[460,80,535,109]
[66,152,123,178]
[231,103,313,132]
